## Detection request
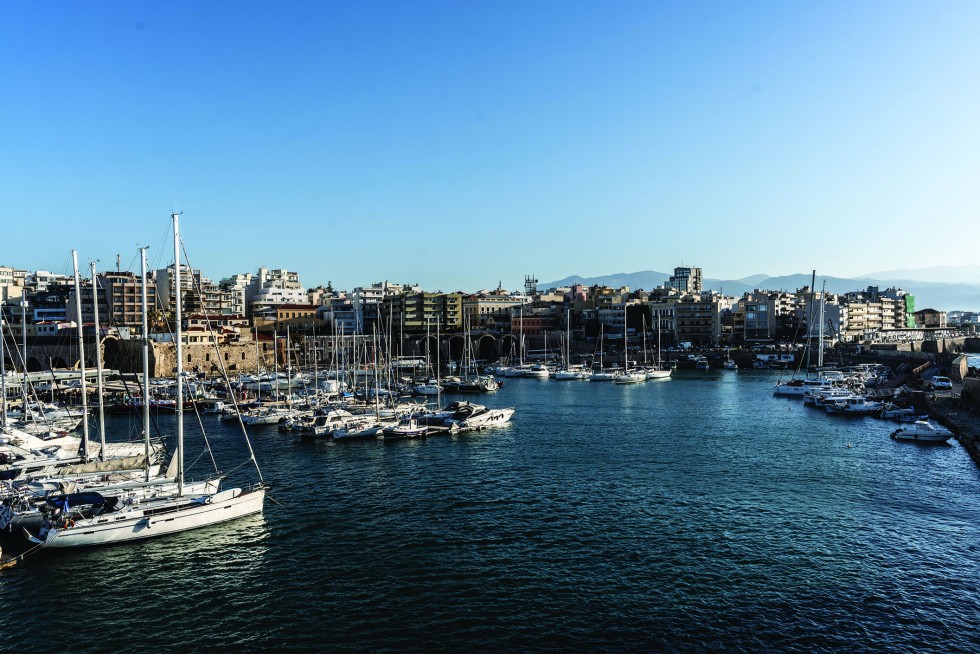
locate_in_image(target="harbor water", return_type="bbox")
[3,370,980,652]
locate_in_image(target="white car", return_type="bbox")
[930,376,953,390]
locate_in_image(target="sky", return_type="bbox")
[3,1,979,292]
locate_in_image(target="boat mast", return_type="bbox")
[656,310,662,368]
[818,280,826,369]
[140,246,152,482]
[436,317,441,408]
[90,261,107,460]
[173,213,184,497]
[1,313,7,429]
[71,250,91,462]
[20,299,27,405]
[623,302,628,372]
[804,270,816,376]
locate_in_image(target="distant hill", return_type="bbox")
[541,270,980,311]
[861,265,980,285]
[543,270,673,290]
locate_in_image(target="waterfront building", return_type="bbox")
[673,292,735,347]
[183,313,250,342]
[840,286,915,340]
[463,291,525,332]
[512,305,558,337]
[914,308,948,328]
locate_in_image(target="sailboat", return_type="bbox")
[614,304,646,384]
[24,213,266,548]
[555,309,590,380]
[773,272,834,397]
[646,311,672,379]
[590,323,615,381]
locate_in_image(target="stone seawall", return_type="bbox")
[929,385,980,468]
[104,339,272,377]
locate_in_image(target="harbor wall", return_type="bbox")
[962,379,980,410]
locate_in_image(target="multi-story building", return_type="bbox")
[463,292,525,331]
[840,286,915,340]
[100,271,157,327]
[668,266,702,295]
[913,308,947,328]
[383,292,463,334]
[25,271,70,292]
[732,292,776,344]
[350,282,414,334]
[155,264,204,316]
[247,267,306,317]
[511,305,558,337]
[200,280,234,316]
[317,297,359,335]
[673,292,735,347]
[220,273,254,317]
[0,265,26,303]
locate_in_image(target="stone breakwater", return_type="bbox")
[930,378,980,467]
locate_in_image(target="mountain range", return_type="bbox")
[540,267,980,312]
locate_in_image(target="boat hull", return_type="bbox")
[33,487,265,548]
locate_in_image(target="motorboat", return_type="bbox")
[440,401,515,430]
[879,403,928,422]
[890,420,953,443]
[773,378,835,397]
[804,387,858,407]
[382,418,428,440]
[523,364,551,379]
[613,370,646,384]
[412,380,442,396]
[824,396,884,415]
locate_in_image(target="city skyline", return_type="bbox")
[4,2,980,291]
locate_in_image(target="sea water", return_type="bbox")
[3,370,979,652]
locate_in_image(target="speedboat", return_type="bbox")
[440,402,515,430]
[890,420,953,443]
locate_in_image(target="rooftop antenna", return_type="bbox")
[524,275,538,296]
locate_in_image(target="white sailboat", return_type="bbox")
[614,304,646,384]
[555,309,590,380]
[25,213,266,549]
[645,313,672,380]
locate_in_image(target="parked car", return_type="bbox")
[930,376,953,390]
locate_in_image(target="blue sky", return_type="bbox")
[3,1,979,292]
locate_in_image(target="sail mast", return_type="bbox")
[71,250,91,462]
[0,312,7,429]
[140,246,152,482]
[90,262,107,460]
[173,213,184,497]
[818,280,826,369]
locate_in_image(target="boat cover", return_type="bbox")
[45,492,119,511]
